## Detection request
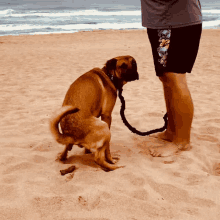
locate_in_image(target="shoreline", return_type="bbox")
[0,26,220,38]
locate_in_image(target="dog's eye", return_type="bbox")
[132,60,137,69]
[120,63,128,69]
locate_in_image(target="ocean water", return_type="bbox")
[0,0,219,36]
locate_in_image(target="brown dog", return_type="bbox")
[50,55,139,171]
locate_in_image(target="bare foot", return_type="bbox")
[149,131,173,142]
[149,143,179,157]
[149,142,191,157]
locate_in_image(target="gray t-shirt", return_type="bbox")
[141,0,202,29]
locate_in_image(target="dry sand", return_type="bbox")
[0,29,220,220]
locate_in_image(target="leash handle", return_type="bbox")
[118,88,168,136]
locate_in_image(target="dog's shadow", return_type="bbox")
[58,151,99,169]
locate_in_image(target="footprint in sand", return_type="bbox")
[32,154,48,163]
[78,192,101,210]
[130,189,149,201]
[31,142,53,152]
[32,196,64,216]
[195,134,219,143]
[0,184,18,201]
[3,161,35,175]
[186,173,206,186]
[200,125,220,135]
[213,163,220,176]
[2,174,20,184]
[122,172,146,187]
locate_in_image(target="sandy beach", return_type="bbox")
[0,29,220,220]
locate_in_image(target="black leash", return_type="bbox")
[118,87,168,136]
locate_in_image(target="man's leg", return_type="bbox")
[149,72,193,157]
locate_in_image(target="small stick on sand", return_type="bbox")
[60,165,76,176]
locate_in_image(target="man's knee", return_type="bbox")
[159,72,187,88]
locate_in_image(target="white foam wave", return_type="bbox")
[1,8,220,18]
[29,30,78,35]
[0,24,50,31]
[203,19,220,28]
[1,9,141,18]
[1,19,219,34]
[202,9,220,14]
[59,22,143,30]
[0,9,15,15]
[0,22,143,33]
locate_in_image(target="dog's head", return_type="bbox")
[104,55,139,88]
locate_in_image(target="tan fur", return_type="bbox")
[50,55,139,171]
[50,106,79,145]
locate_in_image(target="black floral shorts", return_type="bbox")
[147,24,202,77]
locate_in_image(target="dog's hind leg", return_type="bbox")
[84,118,124,171]
[95,141,124,171]
[105,142,119,164]
[57,144,73,161]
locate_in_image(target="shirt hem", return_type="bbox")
[142,21,202,29]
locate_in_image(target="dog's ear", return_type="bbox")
[105,58,117,70]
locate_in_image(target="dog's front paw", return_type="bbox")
[56,152,67,162]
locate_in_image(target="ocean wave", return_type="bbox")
[0,19,219,36]
[202,9,220,14]
[0,22,143,34]
[60,22,143,30]
[0,9,15,15]
[1,9,141,18]
[1,8,220,19]
[0,6,219,36]
[203,19,220,28]
[0,24,51,31]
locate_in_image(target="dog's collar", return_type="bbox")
[107,73,118,89]
[106,72,114,82]
[102,67,119,89]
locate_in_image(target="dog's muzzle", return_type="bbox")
[123,72,139,82]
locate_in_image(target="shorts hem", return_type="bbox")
[155,71,190,77]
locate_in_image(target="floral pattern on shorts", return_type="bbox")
[157,29,171,67]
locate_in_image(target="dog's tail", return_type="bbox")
[50,105,80,145]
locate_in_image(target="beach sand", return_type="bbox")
[0,29,220,220]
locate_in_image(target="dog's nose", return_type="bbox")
[132,72,139,81]
[124,72,139,82]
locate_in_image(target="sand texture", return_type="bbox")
[0,29,220,220]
